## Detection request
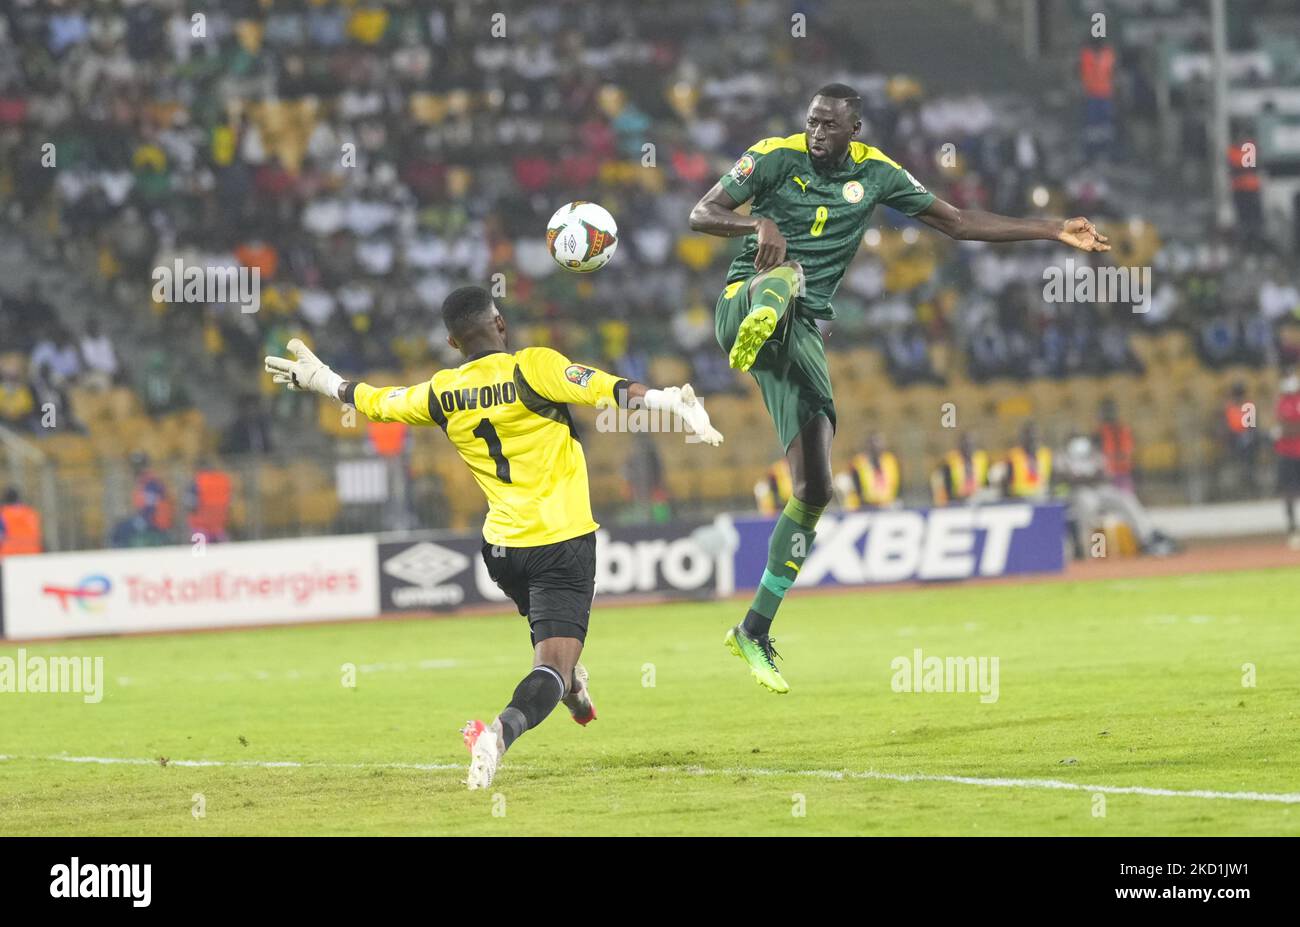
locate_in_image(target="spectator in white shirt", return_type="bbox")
[30,323,83,383]
[1258,269,1299,323]
[79,318,118,389]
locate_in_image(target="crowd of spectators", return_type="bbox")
[0,282,122,432]
[0,0,1296,428]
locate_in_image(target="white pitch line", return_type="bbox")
[5,755,1297,804]
[0,754,459,771]
[662,764,1300,804]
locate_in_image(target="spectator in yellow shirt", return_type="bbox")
[837,433,901,510]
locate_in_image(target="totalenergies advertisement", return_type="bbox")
[0,536,379,639]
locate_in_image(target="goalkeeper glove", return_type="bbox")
[644,383,724,447]
[264,338,344,399]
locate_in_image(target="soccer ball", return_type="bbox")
[547,202,618,272]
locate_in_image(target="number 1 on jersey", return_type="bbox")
[473,418,512,483]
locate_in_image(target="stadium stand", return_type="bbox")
[0,0,1297,551]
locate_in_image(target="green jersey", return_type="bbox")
[717,133,935,319]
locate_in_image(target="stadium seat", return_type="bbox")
[297,489,341,531]
[106,387,141,420]
[1128,334,1158,369]
[170,423,207,461]
[695,465,743,501]
[588,472,625,505]
[995,394,1034,421]
[133,423,175,462]
[648,355,691,388]
[320,400,363,438]
[254,464,293,528]
[68,386,109,424]
[1137,440,1179,472]
[87,416,143,458]
[40,434,96,469]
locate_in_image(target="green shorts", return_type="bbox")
[714,277,836,450]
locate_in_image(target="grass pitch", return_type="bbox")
[2,568,1297,835]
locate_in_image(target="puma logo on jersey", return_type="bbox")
[791,176,808,192]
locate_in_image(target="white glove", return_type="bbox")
[645,383,724,447]
[264,338,344,399]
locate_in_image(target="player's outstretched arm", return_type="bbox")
[517,347,723,446]
[917,197,1110,253]
[264,338,344,398]
[636,383,724,447]
[689,183,787,271]
[264,339,434,425]
[612,381,724,447]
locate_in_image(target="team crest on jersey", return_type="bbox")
[842,180,864,203]
[730,154,756,184]
[565,364,596,387]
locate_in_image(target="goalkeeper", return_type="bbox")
[266,285,723,790]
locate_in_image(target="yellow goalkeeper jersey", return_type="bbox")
[351,347,627,547]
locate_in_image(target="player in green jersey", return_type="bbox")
[689,83,1110,694]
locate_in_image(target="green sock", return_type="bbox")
[742,496,825,637]
[750,266,799,323]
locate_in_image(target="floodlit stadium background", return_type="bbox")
[0,0,1297,564]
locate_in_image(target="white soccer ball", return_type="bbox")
[547,201,618,272]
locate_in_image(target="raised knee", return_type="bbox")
[750,262,803,296]
[772,262,803,286]
[793,475,833,509]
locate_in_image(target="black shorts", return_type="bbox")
[1280,456,1300,494]
[481,532,597,645]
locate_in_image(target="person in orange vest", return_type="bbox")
[367,420,409,457]
[1079,45,1115,99]
[186,464,234,543]
[1229,120,1263,246]
[366,419,414,529]
[837,433,901,510]
[1079,42,1116,160]
[1095,398,1135,492]
[1219,380,1262,497]
[0,487,42,556]
[931,432,990,506]
[1001,422,1052,500]
[754,458,793,517]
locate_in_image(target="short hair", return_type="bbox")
[441,286,495,340]
[812,82,862,118]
